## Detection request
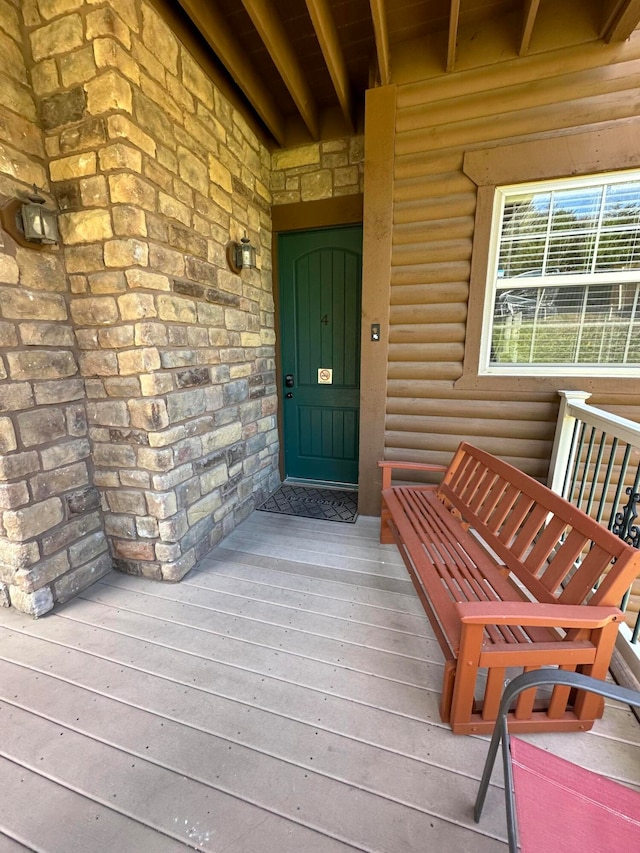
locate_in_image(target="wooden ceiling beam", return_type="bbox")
[447,0,461,72]
[369,0,391,85]
[305,0,354,131]
[602,0,640,41]
[519,0,541,55]
[177,0,286,145]
[240,0,320,140]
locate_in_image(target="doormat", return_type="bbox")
[257,484,358,523]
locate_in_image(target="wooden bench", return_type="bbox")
[379,442,640,735]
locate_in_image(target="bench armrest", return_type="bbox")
[456,600,623,629]
[378,460,448,490]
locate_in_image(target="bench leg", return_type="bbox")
[380,507,395,544]
[439,659,456,723]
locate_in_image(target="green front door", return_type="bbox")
[279,225,362,484]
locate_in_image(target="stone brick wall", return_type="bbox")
[0,0,110,616]
[0,0,279,613]
[271,137,364,205]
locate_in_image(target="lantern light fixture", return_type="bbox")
[0,186,59,248]
[226,232,256,273]
[21,187,59,244]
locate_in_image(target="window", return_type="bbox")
[480,172,640,377]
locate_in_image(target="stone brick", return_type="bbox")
[167,223,207,258]
[104,238,148,267]
[105,514,136,538]
[93,442,136,468]
[13,551,69,593]
[182,51,213,108]
[31,59,59,97]
[80,176,109,207]
[71,296,118,326]
[4,497,64,541]
[158,192,191,226]
[176,367,210,389]
[41,438,90,471]
[208,156,232,193]
[94,38,140,83]
[60,45,97,87]
[98,325,134,348]
[140,373,173,396]
[125,268,170,291]
[157,294,197,323]
[225,308,247,330]
[117,347,161,375]
[49,154,98,186]
[17,407,66,447]
[0,415,17,455]
[0,583,8,607]
[301,170,333,201]
[107,114,156,157]
[9,585,54,617]
[86,70,132,115]
[177,146,208,194]
[106,489,146,515]
[99,142,142,172]
[149,244,184,276]
[128,398,169,430]
[0,383,34,413]
[42,510,101,555]
[87,399,129,427]
[8,350,77,381]
[53,551,111,603]
[158,511,188,542]
[0,287,67,321]
[109,173,156,209]
[113,539,155,561]
[65,245,105,273]
[118,292,157,320]
[34,378,85,405]
[59,209,113,244]
[16,250,66,293]
[79,350,118,376]
[0,482,29,510]
[0,254,18,286]
[334,165,360,187]
[65,487,102,518]
[30,14,83,62]
[146,490,178,520]
[134,321,168,346]
[19,322,75,347]
[40,86,86,131]
[31,461,88,501]
[167,387,207,423]
[86,7,131,48]
[113,205,148,237]
[53,180,81,211]
[136,516,159,538]
[141,3,178,73]
[272,144,320,171]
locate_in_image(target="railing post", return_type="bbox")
[547,390,592,496]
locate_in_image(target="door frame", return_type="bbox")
[272,196,363,486]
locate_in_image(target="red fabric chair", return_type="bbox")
[474,670,640,852]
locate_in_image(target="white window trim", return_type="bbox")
[478,170,640,379]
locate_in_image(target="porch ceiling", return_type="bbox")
[166,0,640,147]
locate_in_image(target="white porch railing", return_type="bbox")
[548,390,640,682]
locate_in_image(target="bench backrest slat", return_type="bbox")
[438,442,640,609]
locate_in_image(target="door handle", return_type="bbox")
[286,392,293,399]
[285,374,294,388]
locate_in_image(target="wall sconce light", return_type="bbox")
[226,232,256,273]
[0,186,59,248]
[21,188,59,244]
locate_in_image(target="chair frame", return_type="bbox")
[474,669,640,852]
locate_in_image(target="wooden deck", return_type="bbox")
[1,511,639,852]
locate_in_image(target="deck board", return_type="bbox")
[1,512,639,851]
